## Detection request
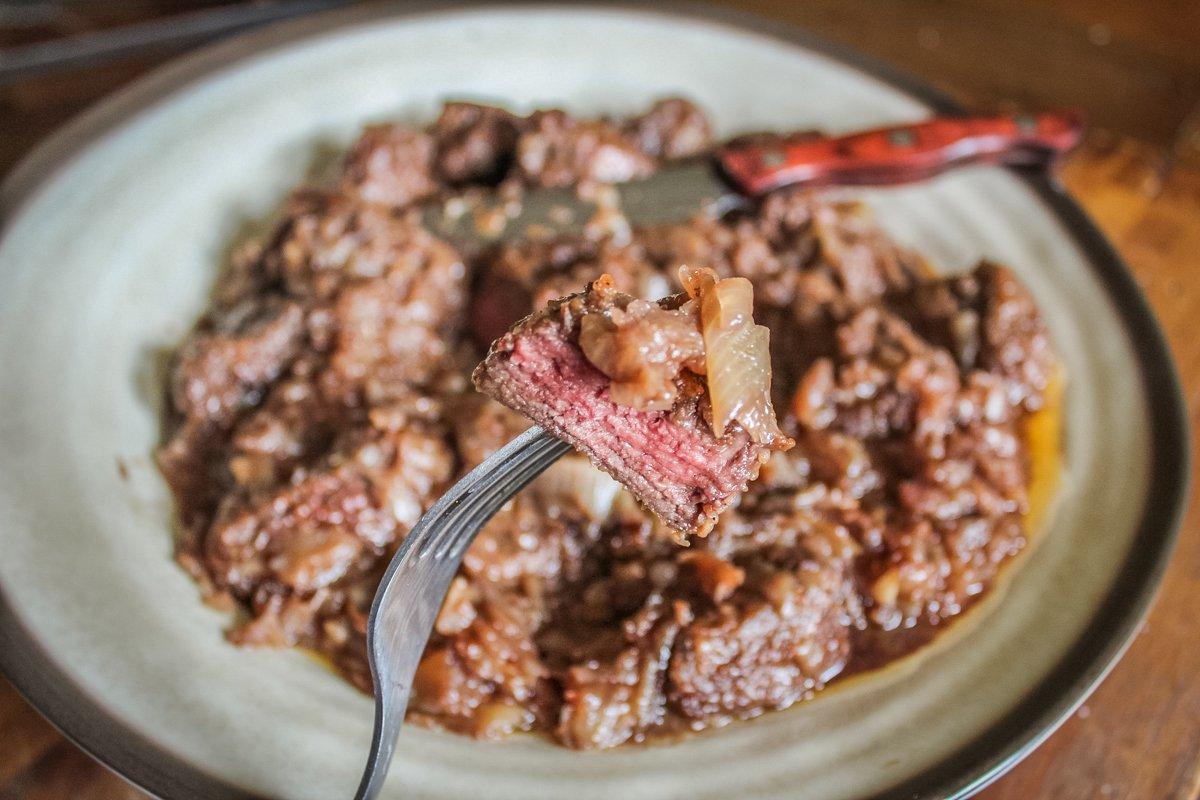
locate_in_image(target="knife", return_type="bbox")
[422,110,1083,255]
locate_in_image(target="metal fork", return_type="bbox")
[353,425,570,800]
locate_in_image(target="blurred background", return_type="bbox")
[3,0,1200,175]
[1,2,1197,799]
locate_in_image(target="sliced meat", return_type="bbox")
[474,276,788,536]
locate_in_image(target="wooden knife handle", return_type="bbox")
[716,110,1084,196]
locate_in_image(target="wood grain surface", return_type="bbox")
[1,2,1198,799]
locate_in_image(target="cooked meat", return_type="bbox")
[411,592,551,739]
[205,414,454,598]
[903,261,1055,411]
[668,559,857,719]
[575,281,705,411]
[158,98,1060,750]
[431,102,525,184]
[623,98,714,159]
[515,109,658,188]
[340,123,438,207]
[473,274,790,537]
[168,296,305,428]
[559,595,692,748]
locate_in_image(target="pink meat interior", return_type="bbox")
[485,325,761,531]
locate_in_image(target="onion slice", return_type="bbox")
[533,454,623,519]
[680,266,791,447]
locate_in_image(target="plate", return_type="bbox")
[0,4,1187,799]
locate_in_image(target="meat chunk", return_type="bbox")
[204,413,454,598]
[975,263,1055,409]
[260,190,466,304]
[322,271,460,400]
[808,200,916,308]
[792,307,961,455]
[516,110,657,187]
[340,123,438,207]
[462,494,591,589]
[474,275,790,537]
[623,98,714,159]
[904,261,1055,410]
[156,418,230,530]
[224,367,348,490]
[865,512,1026,630]
[251,190,468,396]
[159,296,307,528]
[558,596,692,749]
[668,548,860,720]
[431,102,524,184]
[412,592,551,739]
[169,296,304,428]
[208,469,376,597]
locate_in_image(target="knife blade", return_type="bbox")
[421,158,741,256]
[422,110,1083,256]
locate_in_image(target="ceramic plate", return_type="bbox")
[0,4,1187,799]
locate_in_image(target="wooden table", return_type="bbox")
[2,3,1198,798]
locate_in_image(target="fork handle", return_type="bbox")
[716,110,1084,196]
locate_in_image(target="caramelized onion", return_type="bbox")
[680,266,790,447]
[578,290,704,411]
[577,268,790,449]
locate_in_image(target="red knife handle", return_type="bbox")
[716,110,1084,197]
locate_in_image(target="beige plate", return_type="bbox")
[0,3,1187,799]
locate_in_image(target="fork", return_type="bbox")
[353,425,570,800]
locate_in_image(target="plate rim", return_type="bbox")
[0,3,1188,799]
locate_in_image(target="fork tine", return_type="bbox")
[407,427,565,562]
[419,434,559,561]
[353,426,568,800]
[432,436,570,561]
